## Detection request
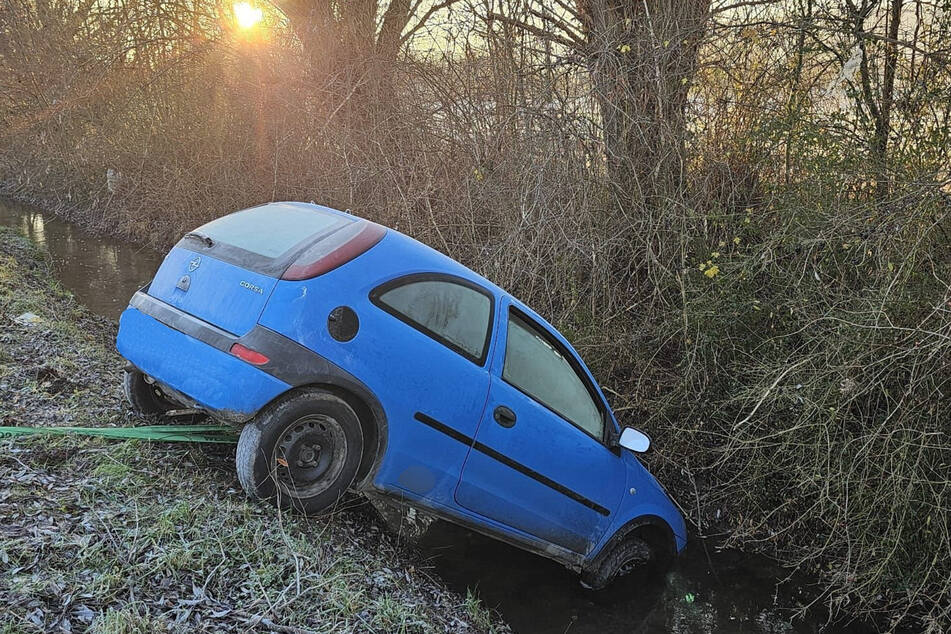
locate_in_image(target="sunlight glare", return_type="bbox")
[233,2,262,30]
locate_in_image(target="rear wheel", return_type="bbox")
[236,389,363,514]
[123,369,178,416]
[580,536,653,590]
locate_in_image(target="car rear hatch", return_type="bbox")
[146,202,384,336]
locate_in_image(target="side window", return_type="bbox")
[502,311,604,439]
[372,276,493,364]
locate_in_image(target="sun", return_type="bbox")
[233,2,263,29]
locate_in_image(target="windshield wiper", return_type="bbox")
[183,232,214,248]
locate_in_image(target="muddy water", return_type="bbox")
[419,521,868,634]
[0,197,869,633]
[0,198,163,319]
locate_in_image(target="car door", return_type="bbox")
[455,301,625,555]
[366,273,496,508]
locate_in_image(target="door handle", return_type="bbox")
[493,405,517,428]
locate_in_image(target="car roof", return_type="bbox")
[274,202,617,428]
[345,212,580,348]
[268,203,600,390]
[268,202,562,329]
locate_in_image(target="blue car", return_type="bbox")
[116,202,686,588]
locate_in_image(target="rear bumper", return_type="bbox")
[117,290,390,486]
[116,295,291,422]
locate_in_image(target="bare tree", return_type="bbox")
[490,0,710,206]
[847,0,904,196]
[268,0,462,117]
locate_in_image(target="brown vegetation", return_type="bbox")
[1,0,949,630]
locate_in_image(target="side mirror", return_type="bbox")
[618,427,650,453]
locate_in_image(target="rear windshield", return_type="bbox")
[194,204,349,258]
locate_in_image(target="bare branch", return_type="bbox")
[399,0,465,45]
[485,11,580,51]
[710,0,783,15]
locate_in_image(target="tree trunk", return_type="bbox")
[851,0,902,198]
[578,0,710,208]
[269,0,415,126]
[873,0,903,197]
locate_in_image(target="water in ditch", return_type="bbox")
[0,198,163,319]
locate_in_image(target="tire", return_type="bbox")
[123,369,177,416]
[236,389,364,515]
[581,536,652,590]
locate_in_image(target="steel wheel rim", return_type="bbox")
[617,558,641,577]
[272,413,348,499]
[616,543,651,578]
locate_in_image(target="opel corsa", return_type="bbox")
[116,202,686,588]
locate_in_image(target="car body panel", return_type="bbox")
[148,248,278,336]
[611,454,689,553]
[114,201,687,575]
[256,231,499,509]
[117,307,290,416]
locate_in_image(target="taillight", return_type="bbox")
[230,343,269,365]
[282,221,386,281]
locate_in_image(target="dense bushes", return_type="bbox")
[669,188,950,629]
[1,0,949,629]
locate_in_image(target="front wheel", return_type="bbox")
[236,389,364,514]
[580,536,653,590]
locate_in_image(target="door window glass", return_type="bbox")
[374,278,492,363]
[502,312,603,438]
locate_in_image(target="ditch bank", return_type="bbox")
[0,224,506,633]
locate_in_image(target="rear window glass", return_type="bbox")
[195,205,348,258]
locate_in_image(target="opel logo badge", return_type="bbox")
[188,256,201,272]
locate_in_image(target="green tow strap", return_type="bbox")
[0,424,239,444]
